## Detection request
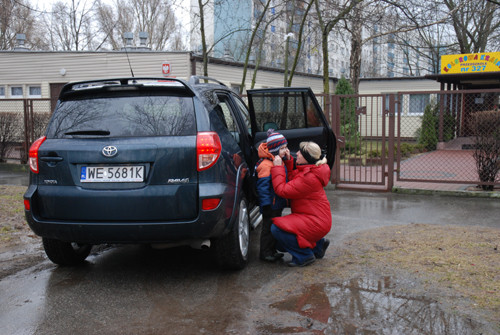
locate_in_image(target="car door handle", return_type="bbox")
[40,156,64,162]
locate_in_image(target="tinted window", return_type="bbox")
[251,91,325,131]
[46,95,196,138]
[215,94,241,144]
[232,93,252,134]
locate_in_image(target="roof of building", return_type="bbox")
[425,72,500,90]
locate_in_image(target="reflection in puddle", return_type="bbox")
[263,276,480,334]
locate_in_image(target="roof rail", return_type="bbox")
[61,77,194,95]
[189,76,227,87]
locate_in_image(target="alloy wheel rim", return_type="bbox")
[238,200,249,258]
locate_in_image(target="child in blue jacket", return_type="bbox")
[255,129,289,262]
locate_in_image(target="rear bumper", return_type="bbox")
[24,210,227,244]
[23,182,233,244]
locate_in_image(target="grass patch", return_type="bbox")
[333,224,500,322]
[0,185,28,242]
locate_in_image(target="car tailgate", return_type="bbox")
[33,137,198,222]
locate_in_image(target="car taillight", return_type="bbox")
[24,199,31,211]
[197,132,221,171]
[28,136,46,174]
[202,198,221,210]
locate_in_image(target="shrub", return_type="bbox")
[341,124,361,154]
[0,113,20,162]
[472,110,500,191]
[335,77,355,124]
[400,143,415,158]
[418,103,438,151]
[366,142,420,160]
[336,77,361,155]
[33,113,51,139]
[417,102,456,151]
[368,149,381,158]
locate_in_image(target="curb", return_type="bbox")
[326,182,500,198]
[392,186,500,199]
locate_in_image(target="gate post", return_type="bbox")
[386,94,396,190]
[332,94,341,186]
[22,100,30,164]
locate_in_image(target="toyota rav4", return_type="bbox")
[24,76,336,269]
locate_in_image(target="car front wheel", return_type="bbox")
[42,237,92,266]
[215,196,250,270]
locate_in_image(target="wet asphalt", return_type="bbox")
[1,164,499,334]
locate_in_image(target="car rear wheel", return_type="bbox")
[215,196,250,270]
[42,237,92,266]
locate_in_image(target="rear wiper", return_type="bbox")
[64,130,111,136]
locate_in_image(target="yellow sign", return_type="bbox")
[441,52,500,74]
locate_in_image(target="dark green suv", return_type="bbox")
[24,76,336,269]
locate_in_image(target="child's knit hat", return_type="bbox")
[266,129,287,155]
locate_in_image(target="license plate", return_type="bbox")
[80,166,144,183]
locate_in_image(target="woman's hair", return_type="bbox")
[299,141,327,166]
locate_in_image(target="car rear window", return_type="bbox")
[46,95,196,138]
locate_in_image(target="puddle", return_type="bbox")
[262,276,482,334]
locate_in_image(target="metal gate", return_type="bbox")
[323,89,500,191]
[322,93,395,191]
[395,89,500,191]
[0,98,51,163]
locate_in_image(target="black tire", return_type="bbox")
[215,196,250,270]
[42,237,92,266]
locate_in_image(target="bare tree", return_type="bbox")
[391,1,456,75]
[191,0,254,77]
[286,0,315,86]
[382,0,499,74]
[239,0,272,92]
[315,0,361,94]
[94,0,133,50]
[196,0,209,76]
[130,0,179,50]
[94,0,184,51]
[342,0,463,92]
[0,0,48,50]
[443,0,500,53]
[45,0,100,51]
[344,0,391,93]
[0,113,19,162]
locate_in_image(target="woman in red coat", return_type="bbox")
[271,141,332,267]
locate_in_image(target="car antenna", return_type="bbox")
[124,47,135,78]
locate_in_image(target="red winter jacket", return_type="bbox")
[271,159,332,249]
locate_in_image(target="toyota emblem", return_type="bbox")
[102,146,118,157]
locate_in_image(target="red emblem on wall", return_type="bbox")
[162,62,171,76]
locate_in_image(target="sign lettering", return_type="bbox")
[441,52,500,74]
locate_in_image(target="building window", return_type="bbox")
[0,86,5,98]
[409,94,430,115]
[11,86,23,98]
[29,86,42,98]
